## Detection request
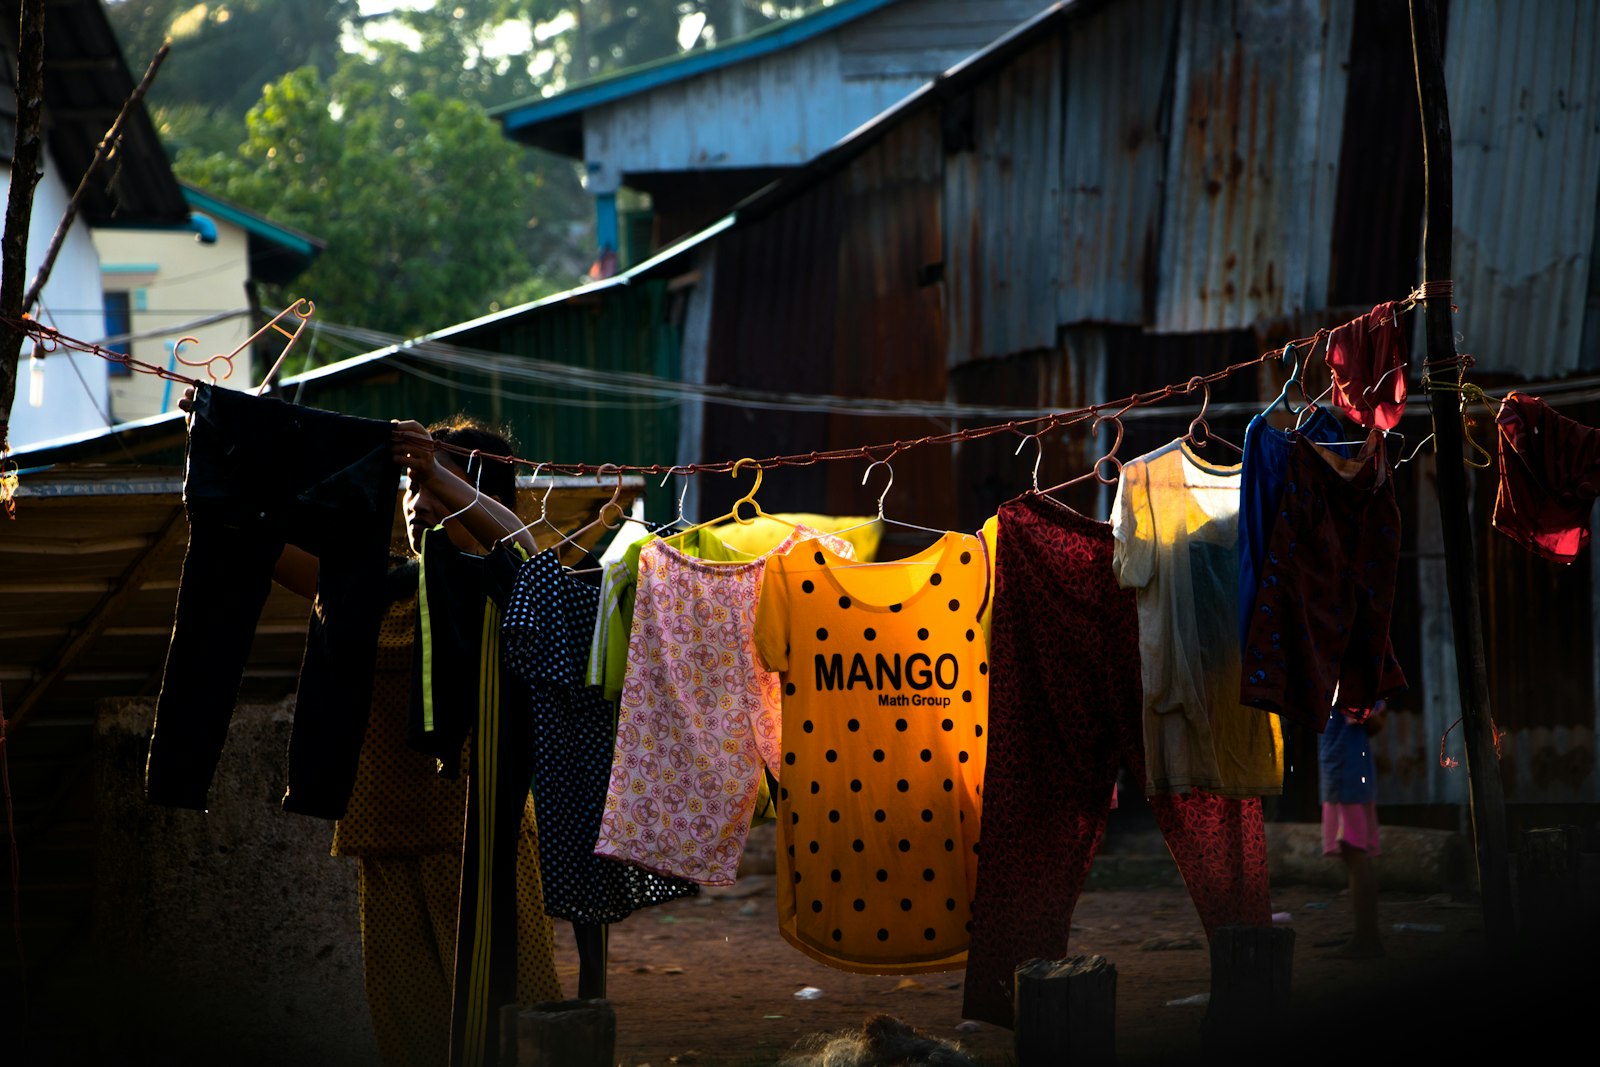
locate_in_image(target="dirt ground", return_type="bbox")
[551,864,1524,1066]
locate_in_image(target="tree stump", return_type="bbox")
[1013,954,1116,1066]
[1203,925,1293,1054]
[501,998,615,1067]
[1517,825,1582,950]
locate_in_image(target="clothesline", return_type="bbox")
[3,291,1443,478]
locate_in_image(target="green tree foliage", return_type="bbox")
[108,0,357,154]
[106,1,824,341]
[181,67,544,337]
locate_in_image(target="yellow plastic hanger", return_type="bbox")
[671,458,796,538]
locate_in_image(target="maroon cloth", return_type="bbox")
[962,493,1271,1028]
[1493,391,1600,564]
[1327,301,1407,430]
[1240,435,1407,733]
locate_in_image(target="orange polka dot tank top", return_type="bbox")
[754,531,989,973]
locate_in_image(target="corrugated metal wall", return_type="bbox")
[1445,0,1600,379]
[943,32,1064,362]
[1056,0,1176,328]
[298,282,684,474]
[1155,0,1354,332]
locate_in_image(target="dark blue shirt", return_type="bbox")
[1237,408,1349,644]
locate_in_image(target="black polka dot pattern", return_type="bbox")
[766,532,988,969]
[499,551,699,923]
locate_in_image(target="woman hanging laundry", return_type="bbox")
[180,383,564,1067]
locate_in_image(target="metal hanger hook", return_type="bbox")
[860,458,896,518]
[1013,434,1044,491]
[440,449,485,524]
[659,465,692,523]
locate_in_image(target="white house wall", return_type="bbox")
[3,153,111,451]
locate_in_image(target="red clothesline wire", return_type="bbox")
[1,289,1437,476]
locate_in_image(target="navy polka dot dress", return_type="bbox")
[502,550,699,922]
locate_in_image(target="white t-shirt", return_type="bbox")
[1111,440,1282,797]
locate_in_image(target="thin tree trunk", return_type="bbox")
[0,0,48,453]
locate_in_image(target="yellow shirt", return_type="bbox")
[754,531,988,973]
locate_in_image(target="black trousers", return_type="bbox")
[145,383,398,818]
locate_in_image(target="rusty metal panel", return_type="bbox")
[1155,0,1354,333]
[944,33,1064,364]
[702,113,956,527]
[700,182,843,518]
[1444,0,1600,379]
[1057,0,1177,328]
[825,114,954,529]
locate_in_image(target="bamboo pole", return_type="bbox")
[1407,0,1514,960]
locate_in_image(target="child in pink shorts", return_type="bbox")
[1319,700,1385,958]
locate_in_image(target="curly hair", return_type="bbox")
[426,415,519,510]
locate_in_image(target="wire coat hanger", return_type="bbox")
[1014,433,1045,492]
[498,462,565,547]
[672,458,796,539]
[829,455,946,562]
[654,466,695,534]
[438,450,485,526]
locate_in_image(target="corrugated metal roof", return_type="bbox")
[1445,0,1600,379]
[1154,0,1354,332]
[493,0,903,154]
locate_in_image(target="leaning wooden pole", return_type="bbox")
[1408,0,1514,959]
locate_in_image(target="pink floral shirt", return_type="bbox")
[595,526,852,884]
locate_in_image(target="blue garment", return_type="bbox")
[1237,408,1349,644]
[1318,708,1378,803]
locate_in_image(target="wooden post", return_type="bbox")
[1516,826,1582,949]
[1202,926,1293,1054]
[1407,0,1515,961]
[501,998,615,1067]
[1013,954,1116,1066]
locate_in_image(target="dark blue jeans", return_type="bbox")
[145,383,398,818]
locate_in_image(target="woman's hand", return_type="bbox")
[177,386,197,413]
[392,419,439,483]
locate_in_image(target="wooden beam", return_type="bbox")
[1408,0,1515,959]
[8,504,185,731]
